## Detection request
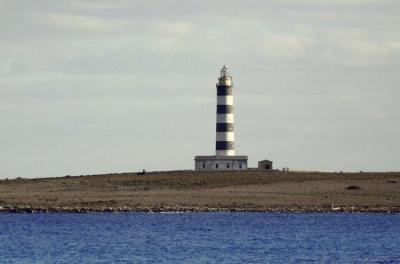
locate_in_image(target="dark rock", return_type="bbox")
[346,185,361,190]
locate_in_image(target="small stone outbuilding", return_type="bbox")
[258,159,273,170]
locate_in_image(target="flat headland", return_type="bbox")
[0,170,399,213]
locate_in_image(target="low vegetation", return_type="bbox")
[0,170,399,212]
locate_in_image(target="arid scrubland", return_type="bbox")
[0,171,399,212]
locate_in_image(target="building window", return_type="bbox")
[216,163,219,169]
[227,163,229,168]
[239,163,242,169]
[203,163,205,168]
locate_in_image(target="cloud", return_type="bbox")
[156,21,193,36]
[296,0,390,4]
[1,1,400,177]
[69,0,132,10]
[42,13,129,32]
[260,33,315,59]
[321,29,400,66]
[346,40,395,59]
[387,41,400,50]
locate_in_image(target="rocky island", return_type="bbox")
[0,170,399,213]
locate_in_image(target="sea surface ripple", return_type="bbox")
[0,212,399,263]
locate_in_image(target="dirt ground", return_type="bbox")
[0,170,399,212]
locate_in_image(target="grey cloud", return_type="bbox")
[0,1,399,178]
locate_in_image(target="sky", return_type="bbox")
[1,0,400,178]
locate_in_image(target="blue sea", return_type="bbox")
[0,213,399,263]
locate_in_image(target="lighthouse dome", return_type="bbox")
[220,65,230,77]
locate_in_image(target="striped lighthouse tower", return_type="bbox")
[216,65,235,156]
[194,65,247,170]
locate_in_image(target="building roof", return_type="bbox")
[195,155,248,161]
[258,159,273,163]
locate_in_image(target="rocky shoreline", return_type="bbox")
[1,205,399,214]
[1,171,399,214]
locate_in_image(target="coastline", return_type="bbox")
[1,170,399,214]
[1,204,400,214]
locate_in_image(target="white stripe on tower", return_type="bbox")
[216,65,235,156]
[216,113,234,123]
[217,95,233,105]
[216,132,234,141]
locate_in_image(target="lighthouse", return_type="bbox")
[194,66,248,170]
[216,65,235,156]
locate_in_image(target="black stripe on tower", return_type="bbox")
[217,86,232,95]
[216,123,234,132]
[216,141,235,150]
[217,105,233,114]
